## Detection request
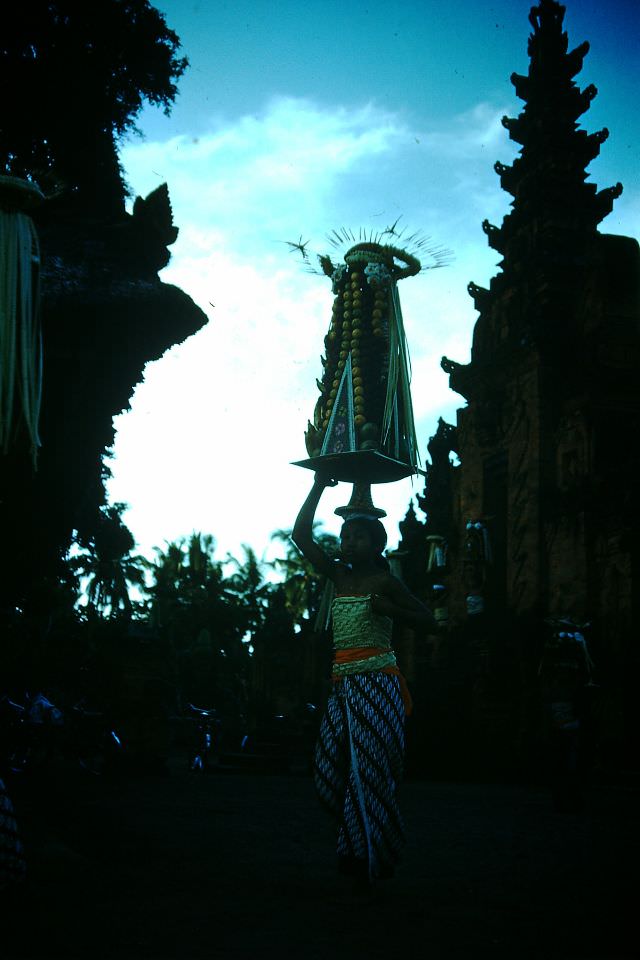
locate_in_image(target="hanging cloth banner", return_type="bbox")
[0,185,43,466]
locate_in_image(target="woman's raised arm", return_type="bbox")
[292,474,339,580]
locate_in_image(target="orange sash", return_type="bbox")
[333,646,413,716]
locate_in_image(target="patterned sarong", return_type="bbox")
[314,671,406,881]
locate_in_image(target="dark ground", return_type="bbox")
[2,757,637,960]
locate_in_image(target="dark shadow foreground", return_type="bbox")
[2,764,636,959]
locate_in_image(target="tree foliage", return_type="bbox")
[144,534,250,710]
[34,518,337,723]
[0,0,188,211]
[224,544,272,637]
[69,501,147,618]
[269,524,339,629]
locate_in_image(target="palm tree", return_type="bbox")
[224,544,272,640]
[70,502,147,619]
[269,523,339,629]
[145,533,250,710]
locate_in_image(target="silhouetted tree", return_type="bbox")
[270,524,339,628]
[70,502,147,618]
[249,582,300,717]
[0,0,188,214]
[145,535,250,710]
[225,544,272,638]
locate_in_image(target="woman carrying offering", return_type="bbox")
[293,474,436,893]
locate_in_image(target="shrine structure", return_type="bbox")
[399,0,640,775]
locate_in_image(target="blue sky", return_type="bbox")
[107,0,639,564]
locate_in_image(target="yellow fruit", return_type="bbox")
[350,272,359,280]
[352,328,362,338]
[339,350,348,360]
[355,414,366,426]
[373,327,384,338]
[354,385,364,397]
[372,308,383,319]
[353,376,363,388]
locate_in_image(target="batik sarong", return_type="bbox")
[314,670,405,881]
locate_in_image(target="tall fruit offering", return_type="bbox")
[294,238,426,486]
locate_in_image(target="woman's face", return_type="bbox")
[340,522,375,564]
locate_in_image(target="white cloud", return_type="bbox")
[424,101,515,158]
[121,97,406,256]
[108,96,515,560]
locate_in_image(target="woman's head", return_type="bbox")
[340,516,389,569]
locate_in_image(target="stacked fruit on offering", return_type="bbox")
[304,242,419,464]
